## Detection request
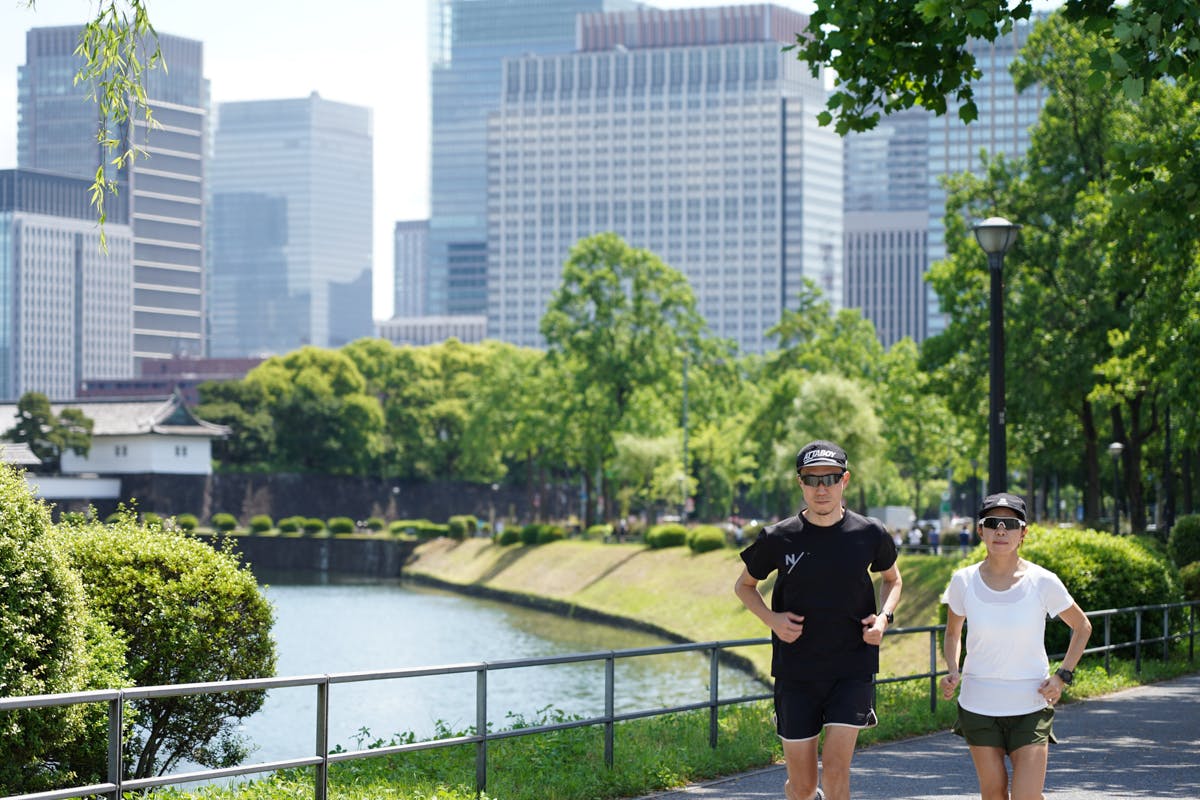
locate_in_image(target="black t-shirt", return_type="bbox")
[740,509,898,680]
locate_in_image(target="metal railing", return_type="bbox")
[1,600,1195,800]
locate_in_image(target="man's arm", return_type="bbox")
[862,563,902,645]
[734,566,804,643]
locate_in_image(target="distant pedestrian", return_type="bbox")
[958,523,971,555]
[940,493,1092,800]
[907,524,923,553]
[735,440,902,800]
[928,526,940,555]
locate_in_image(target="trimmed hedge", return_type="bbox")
[646,523,688,549]
[448,515,479,540]
[687,524,727,554]
[249,514,273,533]
[537,524,566,544]
[327,517,356,535]
[497,527,521,545]
[1168,514,1200,568]
[175,513,198,532]
[586,523,613,540]
[1181,562,1200,602]
[211,512,238,532]
[278,516,302,534]
[365,516,386,532]
[302,518,326,535]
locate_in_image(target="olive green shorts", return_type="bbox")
[953,704,1057,753]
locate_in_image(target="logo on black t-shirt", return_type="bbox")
[784,552,808,573]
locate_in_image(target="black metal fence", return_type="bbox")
[1,600,1195,800]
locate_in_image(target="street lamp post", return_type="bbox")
[973,217,1022,495]
[1108,441,1125,536]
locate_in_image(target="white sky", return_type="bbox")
[0,0,812,320]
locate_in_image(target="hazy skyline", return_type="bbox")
[0,0,813,320]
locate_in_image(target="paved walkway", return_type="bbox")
[637,673,1200,800]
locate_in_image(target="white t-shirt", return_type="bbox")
[942,561,1074,716]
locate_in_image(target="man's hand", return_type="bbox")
[771,611,805,643]
[861,613,887,645]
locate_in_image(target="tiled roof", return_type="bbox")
[0,392,230,438]
[0,442,42,465]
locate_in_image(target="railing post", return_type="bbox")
[604,653,615,768]
[107,695,123,800]
[929,629,938,714]
[476,667,488,797]
[1163,607,1170,661]
[1105,615,1112,674]
[1191,604,1196,663]
[315,678,329,800]
[709,647,719,749]
[1135,610,1143,675]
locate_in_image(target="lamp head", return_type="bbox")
[973,217,1021,256]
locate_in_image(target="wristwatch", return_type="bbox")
[883,610,894,625]
[1054,667,1074,685]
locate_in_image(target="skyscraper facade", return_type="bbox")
[0,170,134,400]
[207,93,373,356]
[393,219,429,319]
[486,4,841,355]
[427,0,636,318]
[19,26,208,364]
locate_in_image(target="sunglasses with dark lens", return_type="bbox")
[799,472,845,488]
[980,516,1024,531]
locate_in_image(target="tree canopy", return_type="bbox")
[793,0,1200,134]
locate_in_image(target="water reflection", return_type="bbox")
[235,570,767,763]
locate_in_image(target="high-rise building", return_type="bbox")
[0,170,134,400]
[428,0,637,318]
[842,18,1047,344]
[393,219,429,319]
[486,4,841,355]
[19,26,208,364]
[208,93,373,356]
[843,107,930,347]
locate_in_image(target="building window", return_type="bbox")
[175,445,188,457]
[114,445,128,457]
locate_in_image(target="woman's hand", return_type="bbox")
[1038,674,1065,705]
[940,671,961,700]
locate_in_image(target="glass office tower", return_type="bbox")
[427,0,637,317]
[208,93,373,356]
[486,4,842,355]
[19,26,207,364]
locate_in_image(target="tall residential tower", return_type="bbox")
[207,93,373,356]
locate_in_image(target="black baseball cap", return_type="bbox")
[978,492,1027,522]
[796,440,848,473]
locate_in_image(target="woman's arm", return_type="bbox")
[940,608,965,699]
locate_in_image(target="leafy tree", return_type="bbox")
[195,379,275,471]
[0,466,128,794]
[540,233,711,525]
[3,392,93,473]
[791,0,1200,134]
[52,515,276,779]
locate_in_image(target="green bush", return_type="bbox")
[646,523,688,549]
[1168,514,1200,568]
[249,514,274,533]
[328,516,356,534]
[104,512,122,525]
[303,517,326,534]
[175,512,198,531]
[688,524,727,554]
[1181,562,1200,602]
[365,516,386,532]
[389,519,416,535]
[498,527,521,545]
[59,510,88,526]
[277,516,302,534]
[586,523,613,540]
[53,518,276,780]
[211,512,238,532]
[448,514,479,540]
[520,523,541,545]
[0,466,125,794]
[142,512,162,529]
[952,526,1183,654]
[537,524,566,544]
